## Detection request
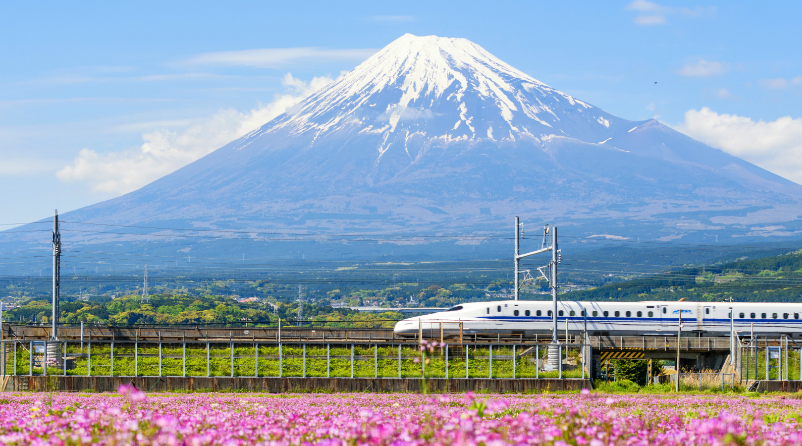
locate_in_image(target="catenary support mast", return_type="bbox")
[52,210,60,341]
[513,218,559,343]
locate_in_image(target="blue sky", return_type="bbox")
[1,1,801,225]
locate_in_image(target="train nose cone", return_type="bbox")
[393,320,418,334]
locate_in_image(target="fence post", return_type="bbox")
[489,345,493,379]
[254,343,258,378]
[397,344,401,378]
[43,341,48,377]
[206,342,209,377]
[445,344,450,378]
[327,343,330,378]
[87,340,91,377]
[303,343,306,378]
[159,342,162,377]
[350,344,354,379]
[373,344,377,379]
[582,343,585,380]
[279,343,283,378]
[536,344,539,379]
[766,346,769,380]
[62,341,66,376]
[465,344,469,379]
[28,341,32,376]
[182,341,186,377]
[134,341,138,377]
[14,341,17,376]
[513,345,516,379]
[230,341,234,378]
[558,344,562,379]
[111,341,114,377]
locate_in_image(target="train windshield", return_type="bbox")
[446,305,463,312]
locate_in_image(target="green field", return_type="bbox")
[4,342,587,379]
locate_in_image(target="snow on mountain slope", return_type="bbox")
[238,34,627,155]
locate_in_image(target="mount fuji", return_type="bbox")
[5,34,802,259]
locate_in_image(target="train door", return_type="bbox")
[700,304,712,332]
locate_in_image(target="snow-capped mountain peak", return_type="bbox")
[257,34,625,149]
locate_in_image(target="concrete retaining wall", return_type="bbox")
[755,381,802,393]
[4,376,590,394]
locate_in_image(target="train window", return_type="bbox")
[603,311,609,317]
[625,311,631,317]
[648,311,653,317]
[547,310,552,317]
[773,313,778,319]
[580,310,585,316]
[739,313,744,318]
[751,313,756,318]
[559,310,564,316]
[662,307,667,314]
[614,311,620,317]
[569,311,575,316]
[637,311,642,317]
[446,306,463,312]
[525,310,530,316]
[784,313,789,319]
[705,308,710,314]
[514,310,519,316]
[486,308,490,315]
[497,306,502,312]
[761,313,766,319]
[796,313,799,320]
[536,310,542,316]
[593,311,598,317]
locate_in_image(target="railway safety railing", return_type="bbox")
[0,340,592,380]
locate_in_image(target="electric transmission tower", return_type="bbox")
[297,285,303,327]
[141,264,150,304]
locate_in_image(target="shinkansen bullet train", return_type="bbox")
[393,301,802,338]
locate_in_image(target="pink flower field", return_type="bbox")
[1,386,801,445]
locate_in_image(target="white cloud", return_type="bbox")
[675,107,802,184]
[678,59,729,77]
[625,0,715,25]
[759,76,802,89]
[56,74,334,194]
[183,48,377,68]
[634,15,666,25]
[716,88,733,99]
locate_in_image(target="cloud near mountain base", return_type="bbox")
[56,74,333,194]
[675,107,802,185]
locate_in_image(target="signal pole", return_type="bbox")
[52,210,60,341]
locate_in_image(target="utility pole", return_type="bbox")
[676,309,682,392]
[141,264,149,304]
[514,217,520,300]
[52,210,60,341]
[551,226,558,345]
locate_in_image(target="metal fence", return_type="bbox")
[1,340,591,380]
[740,338,801,381]
[675,372,736,391]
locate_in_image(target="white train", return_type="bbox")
[393,300,802,338]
